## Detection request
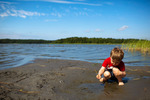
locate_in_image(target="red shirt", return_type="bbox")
[102,57,125,71]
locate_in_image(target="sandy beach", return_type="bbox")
[0,59,150,100]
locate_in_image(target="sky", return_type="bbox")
[0,0,150,40]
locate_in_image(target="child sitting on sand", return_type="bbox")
[96,47,126,86]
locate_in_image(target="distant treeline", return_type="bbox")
[0,39,52,44]
[51,37,140,44]
[0,37,142,44]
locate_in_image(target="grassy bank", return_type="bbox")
[122,40,150,54]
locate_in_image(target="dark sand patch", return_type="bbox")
[0,59,150,100]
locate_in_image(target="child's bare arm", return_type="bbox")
[96,66,106,79]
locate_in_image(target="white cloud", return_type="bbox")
[0,1,14,5]
[85,29,102,33]
[1,4,6,9]
[74,0,85,1]
[0,9,45,18]
[74,11,88,16]
[118,25,129,31]
[95,29,101,32]
[0,12,8,17]
[24,0,101,6]
[85,30,90,33]
[104,2,114,5]
[0,2,46,18]
[45,19,58,22]
[45,0,74,4]
[0,0,103,18]
[50,12,64,18]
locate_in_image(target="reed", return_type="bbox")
[121,40,150,54]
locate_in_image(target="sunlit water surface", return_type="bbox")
[0,44,150,70]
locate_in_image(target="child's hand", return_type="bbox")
[96,74,101,80]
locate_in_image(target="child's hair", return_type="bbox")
[110,47,124,61]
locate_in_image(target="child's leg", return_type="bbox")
[99,71,111,82]
[112,67,126,85]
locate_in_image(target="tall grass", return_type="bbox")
[122,40,150,55]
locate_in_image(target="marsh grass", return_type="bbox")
[122,40,150,55]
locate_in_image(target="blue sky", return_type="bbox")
[0,0,150,40]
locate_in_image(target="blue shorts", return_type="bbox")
[107,70,118,82]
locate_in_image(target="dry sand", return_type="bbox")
[0,59,150,100]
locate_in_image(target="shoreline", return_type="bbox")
[0,59,150,100]
[1,58,150,71]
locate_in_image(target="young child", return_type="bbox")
[96,47,126,86]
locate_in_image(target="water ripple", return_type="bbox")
[0,44,150,70]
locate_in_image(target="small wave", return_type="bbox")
[10,52,20,54]
[85,59,105,61]
[49,55,61,57]
[124,60,142,64]
[59,50,66,52]
[69,57,78,59]
[40,54,51,57]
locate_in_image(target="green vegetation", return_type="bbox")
[0,37,146,45]
[122,40,150,54]
[0,39,52,44]
[51,37,139,44]
[0,37,140,44]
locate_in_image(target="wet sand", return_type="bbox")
[0,59,150,100]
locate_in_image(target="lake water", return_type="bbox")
[0,44,150,70]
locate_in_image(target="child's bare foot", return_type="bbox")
[118,82,124,86]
